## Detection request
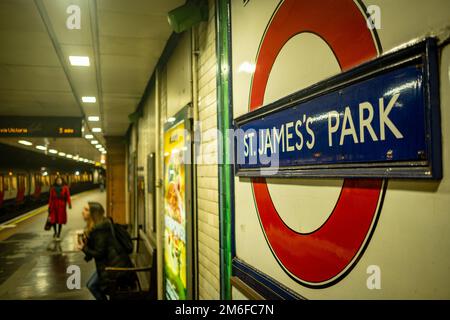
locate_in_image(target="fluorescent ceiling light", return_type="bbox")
[85,134,94,139]
[58,152,66,156]
[69,56,90,66]
[101,151,107,154]
[91,140,98,145]
[36,145,47,151]
[88,116,100,122]
[95,145,102,149]
[82,96,96,103]
[18,140,33,146]
[92,127,102,133]
[100,159,105,164]
[49,149,58,154]
[66,154,73,158]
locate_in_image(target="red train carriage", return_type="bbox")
[0,168,99,224]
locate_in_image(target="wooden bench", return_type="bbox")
[105,228,157,300]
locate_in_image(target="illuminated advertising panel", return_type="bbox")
[0,117,82,137]
[163,107,193,300]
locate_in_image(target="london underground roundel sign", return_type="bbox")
[249,0,386,288]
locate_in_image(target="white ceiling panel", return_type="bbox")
[99,36,166,58]
[0,91,80,117]
[68,69,98,96]
[0,0,185,161]
[0,31,59,66]
[101,54,156,95]
[0,66,71,92]
[0,0,47,33]
[103,95,140,111]
[98,11,172,39]
[102,95,138,135]
[42,0,93,46]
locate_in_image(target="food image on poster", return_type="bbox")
[163,120,187,300]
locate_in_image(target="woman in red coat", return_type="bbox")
[48,176,72,241]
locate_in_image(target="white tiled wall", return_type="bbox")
[196,0,220,300]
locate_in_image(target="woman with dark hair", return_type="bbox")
[48,176,71,240]
[80,202,135,300]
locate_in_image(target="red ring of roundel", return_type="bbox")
[248,0,383,286]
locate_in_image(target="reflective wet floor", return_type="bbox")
[0,190,106,300]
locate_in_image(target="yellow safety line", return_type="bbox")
[5,207,48,225]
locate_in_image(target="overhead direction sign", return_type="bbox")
[0,116,82,138]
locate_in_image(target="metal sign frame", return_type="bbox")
[233,38,442,179]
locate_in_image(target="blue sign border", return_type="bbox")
[234,38,442,179]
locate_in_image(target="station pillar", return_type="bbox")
[105,136,127,224]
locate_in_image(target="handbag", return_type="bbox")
[44,208,52,231]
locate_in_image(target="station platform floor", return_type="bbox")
[0,189,106,300]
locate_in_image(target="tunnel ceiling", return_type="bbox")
[0,0,184,163]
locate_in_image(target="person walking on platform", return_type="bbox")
[80,202,135,300]
[48,176,71,241]
[99,174,105,192]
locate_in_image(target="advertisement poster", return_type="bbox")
[163,120,187,300]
